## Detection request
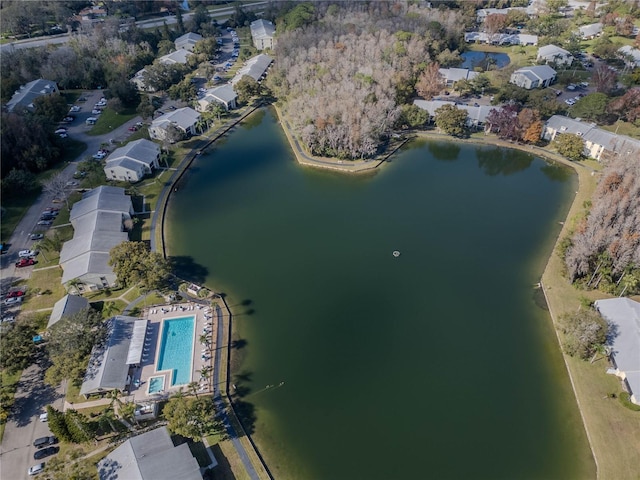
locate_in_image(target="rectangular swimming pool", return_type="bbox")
[148,375,165,394]
[156,316,195,386]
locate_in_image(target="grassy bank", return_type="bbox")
[87,108,137,136]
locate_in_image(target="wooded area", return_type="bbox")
[564,153,640,295]
[268,2,465,159]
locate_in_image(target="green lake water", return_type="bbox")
[166,108,595,479]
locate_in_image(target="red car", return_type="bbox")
[128,125,138,132]
[15,258,36,268]
[6,290,25,298]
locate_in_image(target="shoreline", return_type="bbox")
[162,107,639,479]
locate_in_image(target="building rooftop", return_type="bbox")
[6,79,58,112]
[231,54,273,85]
[151,107,200,131]
[513,65,557,81]
[48,294,89,329]
[158,49,192,65]
[107,139,160,166]
[175,32,202,49]
[205,84,237,104]
[97,426,202,480]
[537,44,572,59]
[250,18,275,41]
[80,316,138,396]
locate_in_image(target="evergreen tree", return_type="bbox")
[47,406,72,442]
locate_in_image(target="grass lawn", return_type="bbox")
[22,267,66,310]
[600,120,640,139]
[540,160,640,479]
[62,90,82,105]
[87,108,137,136]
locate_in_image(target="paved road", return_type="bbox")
[0,89,144,478]
[0,2,266,53]
[0,355,65,480]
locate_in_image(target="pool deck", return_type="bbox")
[126,302,218,402]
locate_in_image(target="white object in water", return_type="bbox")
[393,250,401,257]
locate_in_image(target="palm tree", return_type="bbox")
[199,334,209,347]
[188,381,200,399]
[66,277,82,295]
[102,301,119,319]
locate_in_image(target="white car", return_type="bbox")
[92,152,106,160]
[39,412,48,422]
[4,297,23,306]
[69,105,80,112]
[18,249,37,258]
[54,128,67,134]
[565,99,575,106]
[58,133,68,138]
[28,463,45,476]
[91,109,102,115]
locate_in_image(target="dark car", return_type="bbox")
[33,436,57,448]
[33,446,58,460]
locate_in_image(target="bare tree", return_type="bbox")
[42,173,70,209]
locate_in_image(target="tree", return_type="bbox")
[607,87,640,126]
[558,309,608,360]
[188,5,210,34]
[234,75,261,104]
[0,322,36,374]
[553,133,584,160]
[484,13,508,40]
[434,104,467,137]
[279,2,315,32]
[175,8,185,35]
[42,173,70,209]
[109,241,171,292]
[64,409,93,443]
[396,104,429,129]
[570,93,608,122]
[136,94,155,120]
[33,95,69,125]
[485,104,520,140]
[592,63,618,93]
[1,169,39,197]
[163,395,225,440]
[522,120,544,144]
[47,406,72,442]
[415,62,443,100]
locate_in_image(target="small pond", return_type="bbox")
[460,51,510,70]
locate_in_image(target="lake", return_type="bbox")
[460,51,510,70]
[166,109,595,480]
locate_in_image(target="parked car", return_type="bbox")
[1,315,16,323]
[54,128,67,134]
[91,109,103,115]
[16,258,36,268]
[6,290,25,298]
[62,116,74,122]
[29,233,44,240]
[33,436,57,448]
[39,412,48,422]
[86,117,98,125]
[69,105,80,112]
[58,133,68,138]
[66,181,79,187]
[4,296,23,306]
[18,249,37,258]
[44,207,60,212]
[28,463,45,476]
[37,220,53,226]
[42,209,58,216]
[92,152,106,160]
[34,446,58,460]
[128,125,138,132]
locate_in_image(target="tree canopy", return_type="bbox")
[109,241,172,292]
[163,394,226,440]
[553,133,584,160]
[435,104,467,137]
[558,309,608,360]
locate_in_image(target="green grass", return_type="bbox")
[87,108,137,136]
[126,125,151,142]
[62,90,82,105]
[619,392,640,411]
[600,120,640,139]
[21,267,66,310]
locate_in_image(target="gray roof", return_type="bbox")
[126,319,148,365]
[175,32,202,49]
[107,139,159,166]
[464,32,538,46]
[513,65,557,82]
[537,44,572,59]
[60,228,127,264]
[61,251,114,284]
[439,68,478,83]
[250,19,275,40]
[6,79,58,112]
[70,187,132,222]
[48,294,89,329]
[231,54,273,85]
[545,115,595,136]
[105,157,146,174]
[619,45,640,67]
[579,23,603,37]
[413,99,494,125]
[159,49,192,65]
[594,298,640,402]
[80,316,137,396]
[205,84,237,104]
[98,427,202,480]
[151,107,200,131]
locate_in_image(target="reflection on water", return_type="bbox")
[460,51,510,70]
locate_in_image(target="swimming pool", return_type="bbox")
[148,375,165,394]
[156,316,195,386]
